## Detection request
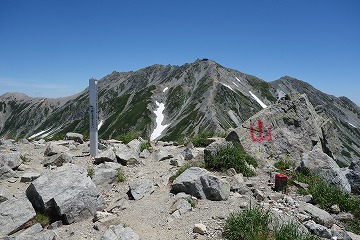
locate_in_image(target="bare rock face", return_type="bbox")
[0,152,22,169]
[233,94,341,165]
[346,160,360,194]
[0,194,36,236]
[299,148,351,193]
[26,164,105,224]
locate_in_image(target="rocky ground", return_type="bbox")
[1,135,360,240]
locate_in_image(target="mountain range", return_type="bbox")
[1,59,359,163]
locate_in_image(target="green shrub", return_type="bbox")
[116,132,138,144]
[224,205,271,240]
[35,211,50,227]
[140,140,151,152]
[190,131,215,147]
[275,222,319,240]
[205,143,257,177]
[274,159,293,171]
[117,168,126,182]
[291,171,360,234]
[87,167,95,178]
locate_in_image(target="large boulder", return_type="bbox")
[233,94,340,164]
[0,194,36,236]
[95,149,117,164]
[171,167,230,201]
[92,162,122,186]
[114,144,139,166]
[0,152,22,169]
[299,148,351,193]
[64,132,84,144]
[128,179,155,200]
[346,160,360,194]
[0,165,18,180]
[42,152,74,167]
[43,143,69,157]
[26,164,104,224]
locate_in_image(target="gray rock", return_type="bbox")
[203,139,229,162]
[106,198,130,213]
[129,179,155,200]
[346,160,360,194]
[0,194,36,236]
[253,189,266,201]
[0,152,22,169]
[42,152,74,167]
[101,224,139,240]
[0,165,18,180]
[346,231,360,240]
[43,143,68,157]
[0,187,10,203]
[26,164,104,224]
[333,212,354,222]
[4,231,56,240]
[193,223,207,235]
[139,149,150,159]
[114,144,139,166]
[171,198,192,215]
[234,94,340,165]
[303,220,332,239]
[299,148,351,193]
[156,149,173,161]
[20,172,41,182]
[299,202,334,228]
[201,175,230,201]
[171,167,230,201]
[64,132,84,144]
[95,149,117,164]
[92,162,121,186]
[127,139,142,155]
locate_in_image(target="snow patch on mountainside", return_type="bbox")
[235,77,241,83]
[163,87,169,93]
[349,122,357,128]
[249,91,267,108]
[227,110,240,126]
[28,128,52,139]
[151,101,169,140]
[98,120,104,130]
[221,83,233,91]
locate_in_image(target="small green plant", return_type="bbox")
[117,168,126,182]
[87,167,95,178]
[169,164,193,183]
[224,205,271,240]
[290,171,360,234]
[140,140,151,152]
[190,131,215,147]
[274,159,293,171]
[116,132,139,144]
[274,222,319,240]
[205,143,257,177]
[20,154,28,162]
[186,198,197,208]
[35,211,50,227]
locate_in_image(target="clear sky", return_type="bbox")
[0,1,359,105]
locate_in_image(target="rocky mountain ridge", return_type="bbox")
[1,92,360,239]
[0,59,359,164]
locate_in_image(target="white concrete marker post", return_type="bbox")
[89,78,98,157]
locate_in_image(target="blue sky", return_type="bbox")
[0,1,359,105]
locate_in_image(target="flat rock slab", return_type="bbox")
[20,172,41,182]
[0,152,22,169]
[26,164,105,224]
[0,194,36,236]
[129,179,155,200]
[0,165,18,180]
[299,202,334,228]
[42,152,74,167]
[101,224,139,240]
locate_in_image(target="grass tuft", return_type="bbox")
[205,143,257,177]
[117,168,126,182]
